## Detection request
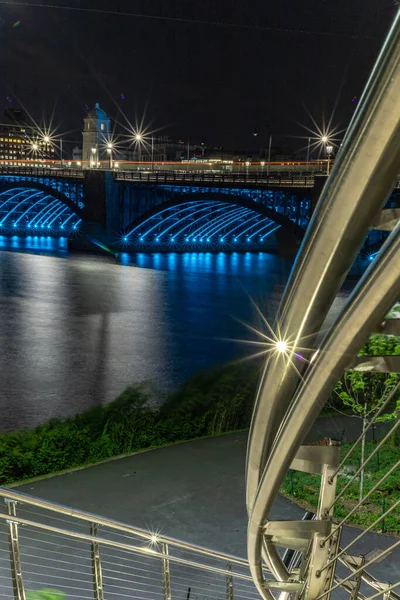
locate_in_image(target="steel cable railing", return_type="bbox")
[315,539,400,600]
[0,487,268,600]
[328,416,400,507]
[320,498,400,572]
[329,380,400,480]
[245,6,400,600]
[247,193,400,600]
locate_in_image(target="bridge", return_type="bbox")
[0,165,398,253]
[0,8,399,600]
[0,166,327,253]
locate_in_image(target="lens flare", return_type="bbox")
[276,340,288,353]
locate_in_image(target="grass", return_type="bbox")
[281,442,400,535]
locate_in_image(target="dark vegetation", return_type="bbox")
[1,333,399,535]
[0,364,258,486]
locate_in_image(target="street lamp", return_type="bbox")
[91,147,97,168]
[29,142,38,167]
[306,137,311,162]
[106,143,113,169]
[133,133,143,162]
[42,134,63,166]
[326,145,333,175]
[267,131,272,176]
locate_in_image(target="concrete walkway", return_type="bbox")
[16,432,274,556]
[15,430,399,586]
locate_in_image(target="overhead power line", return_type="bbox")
[0,0,375,40]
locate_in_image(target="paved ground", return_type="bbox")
[15,431,281,556]
[0,431,397,599]
[16,432,399,560]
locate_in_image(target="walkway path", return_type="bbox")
[15,431,399,587]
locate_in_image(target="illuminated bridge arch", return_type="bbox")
[0,186,83,235]
[121,195,302,249]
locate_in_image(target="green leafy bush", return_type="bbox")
[0,364,257,486]
[26,590,66,600]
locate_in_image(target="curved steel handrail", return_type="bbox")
[248,222,400,597]
[246,7,400,597]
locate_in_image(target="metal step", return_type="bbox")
[264,520,331,551]
[371,208,400,231]
[350,355,400,373]
[263,580,304,592]
[290,444,340,475]
[375,319,400,335]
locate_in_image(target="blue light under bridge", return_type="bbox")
[0,187,82,235]
[122,200,281,250]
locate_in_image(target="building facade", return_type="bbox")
[0,115,55,167]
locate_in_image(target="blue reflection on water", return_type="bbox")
[0,235,68,254]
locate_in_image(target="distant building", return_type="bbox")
[0,109,55,166]
[82,103,111,165]
[72,146,82,162]
[129,136,191,163]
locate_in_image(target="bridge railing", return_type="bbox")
[0,486,270,600]
[0,166,85,179]
[114,170,317,188]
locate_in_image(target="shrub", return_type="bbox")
[26,590,66,600]
[0,364,257,486]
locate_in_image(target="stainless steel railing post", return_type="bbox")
[90,523,105,600]
[5,500,26,600]
[226,561,234,600]
[162,542,172,600]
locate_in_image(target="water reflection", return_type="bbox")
[0,235,68,253]
[0,239,294,431]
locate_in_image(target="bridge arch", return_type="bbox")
[122,193,304,249]
[0,180,84,216]
[0,185,83,234]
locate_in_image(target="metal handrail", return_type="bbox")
[114,171,316,187]
[0,486,248,567]
[0,167,84,179]
[246,7,400,600]
[0,489,394,600]
[0,489,264,600]
[0,511,252,581]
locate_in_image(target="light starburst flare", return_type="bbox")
[224,296,326,380]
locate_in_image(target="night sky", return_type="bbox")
[0,0,396,149]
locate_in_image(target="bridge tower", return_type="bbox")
[82,103,111,166]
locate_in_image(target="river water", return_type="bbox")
[0,236,350,431]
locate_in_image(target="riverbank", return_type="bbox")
[0,364,257,486]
